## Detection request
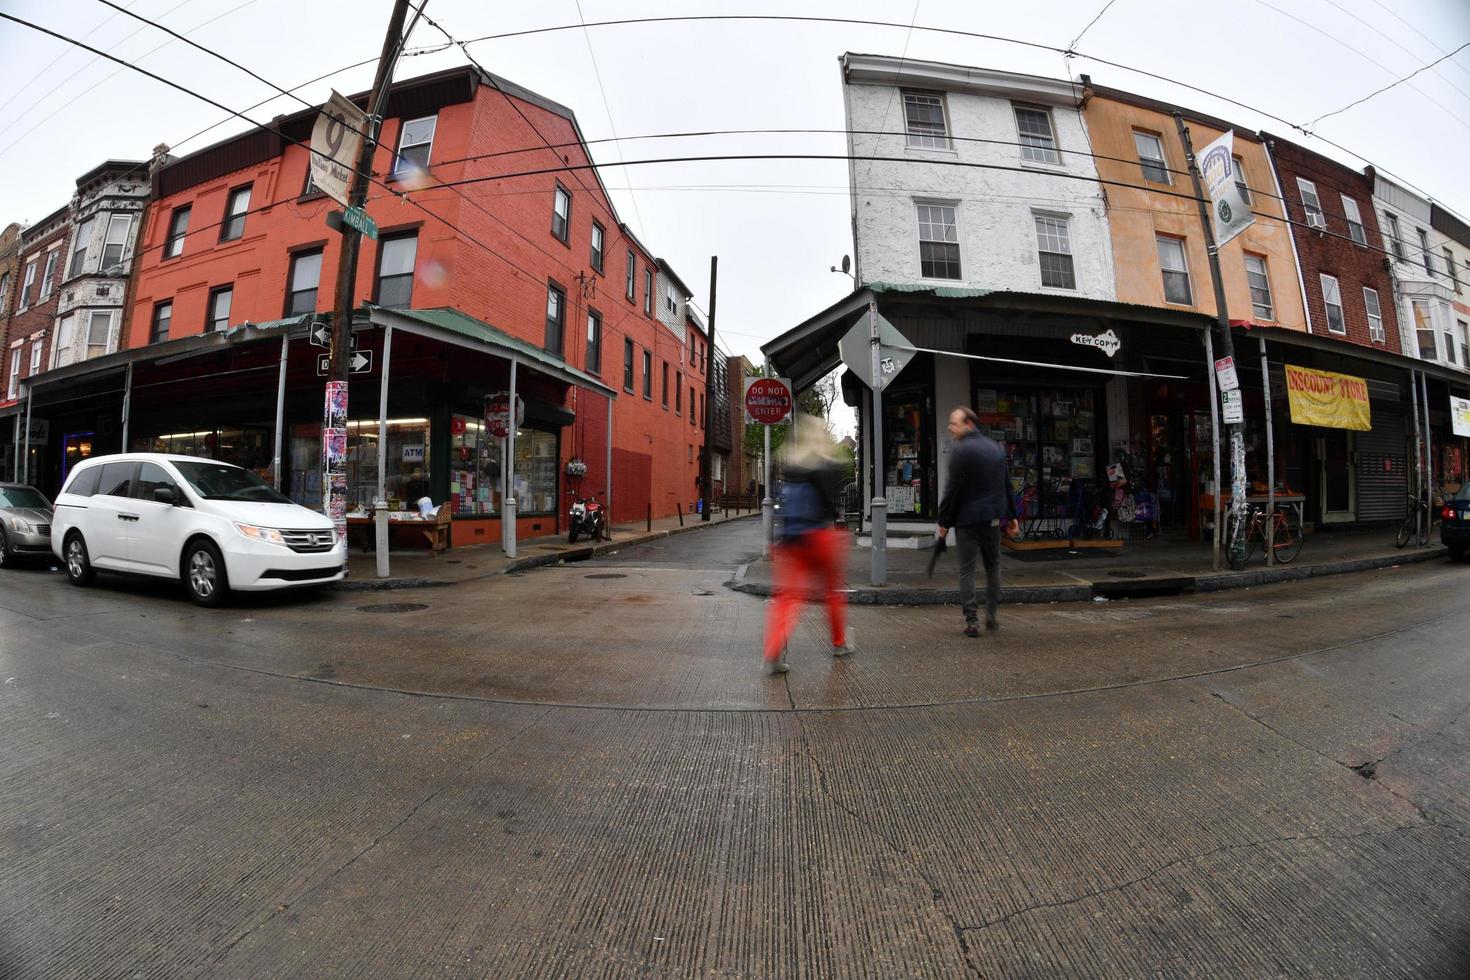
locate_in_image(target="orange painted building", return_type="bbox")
[1080,80,1307,333]
[117,66,709,542]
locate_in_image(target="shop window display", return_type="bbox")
[974,387,1099,530]
[134,427,272,480]
[883,397,931,517]
[450,414,502,515]
[288,418,431,512]
[513,430,559,515]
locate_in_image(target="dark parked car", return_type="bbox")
[1442,484,1470,561]
[0,483,54,566]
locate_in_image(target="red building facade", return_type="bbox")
[117,66,707,541]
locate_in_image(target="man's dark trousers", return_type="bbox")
[957,522,1001,626]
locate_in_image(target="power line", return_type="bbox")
[423,10,1452,208]
[0,0,145,119]
[1315,0,1470,104]
[1365,0,1470,84]
[1069,0,1117,51]
[1309,41,1470,128]
[572,0,648,242]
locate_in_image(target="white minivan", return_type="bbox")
[51,453,346,606]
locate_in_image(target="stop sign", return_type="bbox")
[744,377,793,425]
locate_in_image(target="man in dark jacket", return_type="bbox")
[936,406,1018,637]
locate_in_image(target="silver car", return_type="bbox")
[0,483,54,566]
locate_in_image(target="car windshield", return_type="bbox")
[1455,484,1470,502]
[172,461,291,503]
[0,486,49,509]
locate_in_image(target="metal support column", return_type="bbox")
[504,358,518,559]
[867,299,886,586]
[10,413,19,482]
[272,334,288,490]
[1410,369,1424,544]
[1204,329,1221,571]
[1417,367,1428,543]
[21,386,32,485]
[761,358,773,559]
[120,362,134,453]
[1260,337,1275,565]
[375,325,394,578]
[605,391,614,542]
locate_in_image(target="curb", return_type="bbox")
[727,545,1452,605]
[332,513,760,590]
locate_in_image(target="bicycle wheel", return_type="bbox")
[1395,513,1414,549]
[1272,517,1303,563]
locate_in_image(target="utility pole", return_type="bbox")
[700,256,717,521]
[322,0,415,537]
[1175,112,1247,571]
[868,297,886,585]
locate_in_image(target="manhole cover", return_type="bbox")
[585,573,627,580]
[1108,571,1147,579]
[355,602,430,613]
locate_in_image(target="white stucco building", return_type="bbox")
[841,53,1115,301]
[1374,176,1465,372]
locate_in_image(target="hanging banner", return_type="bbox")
[310,90,368,208]
[1451,395,1470,437]
[1284,364,1371,431]
[1197,130,1255,247]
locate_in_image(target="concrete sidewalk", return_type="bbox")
[335,508,759,590]
[732,527,1452,604]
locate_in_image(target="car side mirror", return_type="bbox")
[154,487,177,505]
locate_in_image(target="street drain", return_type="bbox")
[585,573,627,579]
[355,602,430,613]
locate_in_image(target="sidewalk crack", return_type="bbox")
[196,705,555,977]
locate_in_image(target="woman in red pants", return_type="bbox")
[763,415,853,675]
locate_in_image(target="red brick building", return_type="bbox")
[1264,134,1402,352]
[77,65,710,543]
[0,221,25,477]
[2,207,72,480]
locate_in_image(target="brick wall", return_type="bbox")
[6,214,73,399]
[1265,133,1403,352]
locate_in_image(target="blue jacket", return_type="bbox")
[938,429,1015,528]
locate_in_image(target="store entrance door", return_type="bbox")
[1319,431,1356,523]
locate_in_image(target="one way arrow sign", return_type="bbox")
[316,350,373,376]
[308,320,356,351]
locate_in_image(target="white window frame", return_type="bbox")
[52,313,75,369]
[164,205,190,259]
[1232,156,1251,205]
[1134,131,1170,184]
[17,258,36,310]
[7,346,20,399]
[29,339,43,375]
[1156,235,1192,305]
[1412,299,1437,360]
[220,185,252,242]
[1444,248,1460,292]
[68,216,95,279]
[101,214,132,272]
[85,310,113,360]
[1459,319,1470,367]
[1363,286,1385,343]
[1297,178,1325,229]
[1033,212,1076,289]
[916,201,962,281]
[38,249,58,300]
[665,283,677,316]
[902,90,950,150]
[1384,211,1405,261]
[1417,229,1433,273]
[1340,195,1366,245]
[1013,104,1060,165]
[0,271,9,311]
[393,115,437,175]
[551,184,571,244]
[1244,253,1273,320]
[1442,311,1457,365]
[1319,274,1346,334]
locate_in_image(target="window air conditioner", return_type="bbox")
[1307,212,1326,230]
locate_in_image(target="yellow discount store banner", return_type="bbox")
[1284,365,1371,431]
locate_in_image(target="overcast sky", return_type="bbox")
[3,0,1468,378]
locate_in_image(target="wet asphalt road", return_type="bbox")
[1,520,1468,978]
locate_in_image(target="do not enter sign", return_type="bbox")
[744,377,793,425]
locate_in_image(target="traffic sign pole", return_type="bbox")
[868,297,886,587]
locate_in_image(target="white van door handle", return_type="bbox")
[117,513,140,522]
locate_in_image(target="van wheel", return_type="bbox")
[64,533,95,586]
[1450,545,1465,562]
[183,540,229,607]
[0,528,9,567]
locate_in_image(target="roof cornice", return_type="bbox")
[841,53,1077,107]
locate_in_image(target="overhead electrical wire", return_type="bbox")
[1309,42,1470,128]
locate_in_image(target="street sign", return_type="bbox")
[1221,389,1244,424]
[309,91,368,208]
[1214,355,1240,393]
[316,350,372,376]
[744,376,794,425]
[485,392,525,438]
[839,314,914,391]
[309,320,355,351]
[341,206,378,240]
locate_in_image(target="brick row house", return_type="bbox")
[3,65,717,552]
[765,53,1470,550]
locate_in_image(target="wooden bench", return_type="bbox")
[346,506,453,555]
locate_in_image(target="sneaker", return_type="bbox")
[963,623,980,638]
[764,658,789,676]
[832,632,854,657]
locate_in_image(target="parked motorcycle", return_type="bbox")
[568,492,606,544]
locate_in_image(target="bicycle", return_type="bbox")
[1395,488,1443,549]
[1241,503,1303,564]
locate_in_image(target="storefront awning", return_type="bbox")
[1243,323,1469,386]
[369,307,617,399]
